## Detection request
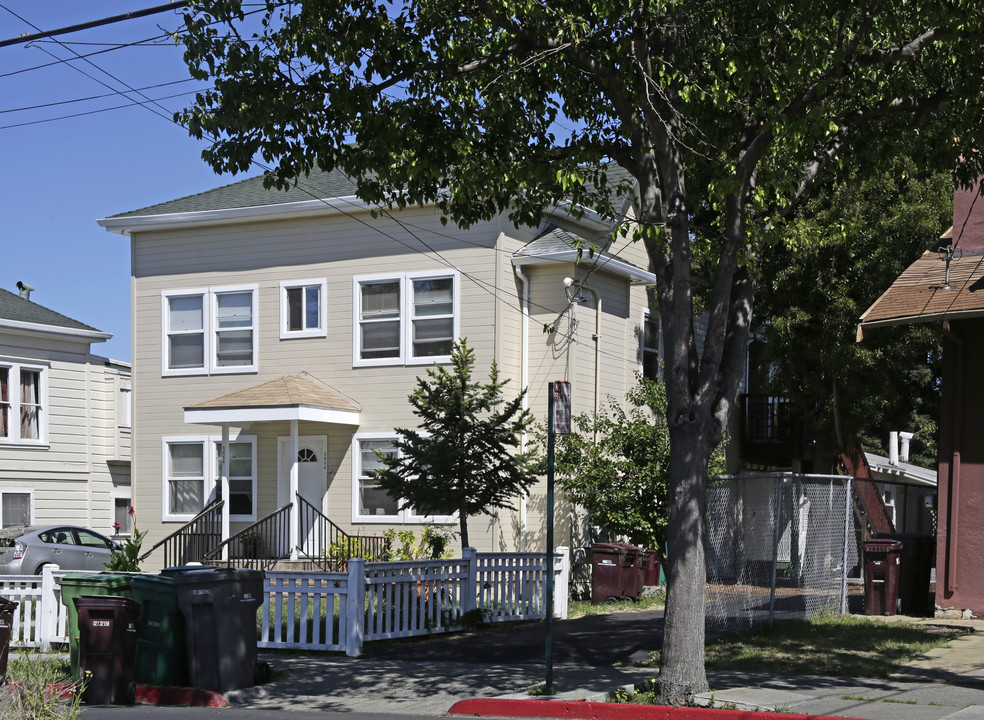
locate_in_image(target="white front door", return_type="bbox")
[278,436,328,556]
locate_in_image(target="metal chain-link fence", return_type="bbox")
[704,474,936,636]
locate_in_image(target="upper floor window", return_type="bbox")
[0,362,47,445]
[162,285,257,376]
[642,310,660,381]
[280,279,327,339]
[353,271,459,367]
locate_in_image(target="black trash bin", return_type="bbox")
[0,596,18,682]
[863,539,902,616]
[876,533,936,617]
[166,567,264,693]
[75,595,141,705]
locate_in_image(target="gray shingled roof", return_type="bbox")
[516,226,650,273]
[0,287,103,333]
[110,168,359,218]
[110,165,637,219]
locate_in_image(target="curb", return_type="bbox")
[448,698,855,720]
[136,685,228,707]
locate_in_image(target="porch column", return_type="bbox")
[220,424,230,562]
[289,420,299,561]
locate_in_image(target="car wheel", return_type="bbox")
[34,564,48,576]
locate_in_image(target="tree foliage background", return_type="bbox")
[754,157,949,468]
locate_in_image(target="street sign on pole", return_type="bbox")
[552,381,571,435]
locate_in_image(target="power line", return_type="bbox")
[0,89,202,130]
[0,78,197,115]
[0,1,189,49]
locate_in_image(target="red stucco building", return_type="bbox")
[859,182,984,616]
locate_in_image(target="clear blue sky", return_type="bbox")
[2,1,240,362]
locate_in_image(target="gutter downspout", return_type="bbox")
[577,282,602,442]
[942,320,963,593]
[514,265,530,553]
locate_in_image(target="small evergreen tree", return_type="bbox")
[373,339,538,548]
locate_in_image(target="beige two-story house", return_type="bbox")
[0,284,131,535]
[99,168,657,570]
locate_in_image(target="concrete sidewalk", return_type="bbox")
[224,616,984,719]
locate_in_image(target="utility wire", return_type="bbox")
[1,78,196,114]
[0,1,189,49]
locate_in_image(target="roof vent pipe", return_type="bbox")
[899,431,914,463]
[889,431,899,466]
[16,281,34,300]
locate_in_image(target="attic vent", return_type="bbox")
[16,281,34,300]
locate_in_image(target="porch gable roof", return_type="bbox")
[184,375,360,426]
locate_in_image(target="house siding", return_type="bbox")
[0,329,129,534]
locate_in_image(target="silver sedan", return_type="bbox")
[0,525,120,575]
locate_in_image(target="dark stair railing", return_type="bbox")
[140,499,224,567]
[203,503,291,570]
[297,494,389,570]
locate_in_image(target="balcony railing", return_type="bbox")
[739,394,795,466]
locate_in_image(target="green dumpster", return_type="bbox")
[61,573,187,687]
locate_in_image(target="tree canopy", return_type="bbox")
[177,0,984,702]
[754,157,949,469]
[371,340,538,548]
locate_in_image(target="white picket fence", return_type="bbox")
[259,547,570,656]
[0,566,99,650]
[0,549,569,656]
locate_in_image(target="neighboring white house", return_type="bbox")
[865,431,937,536]
[0,284,131,536]
[98,167,658,569]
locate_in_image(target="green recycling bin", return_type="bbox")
[61,573,186,687]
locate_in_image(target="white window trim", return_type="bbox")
[351,433,456,525]
[161,434,257,523]
[0,487,35,528]
[162,288,209,377]
[115,374,132,429]
[280,279,328,339]
[406,270,460,367]
[210,284,259,375]
[352,271,459,368]
[110,489,132,538]
[0,360,49,447]
[211,436,258,523]
[162,285,258,377]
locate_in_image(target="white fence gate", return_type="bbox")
[259,547,570,656]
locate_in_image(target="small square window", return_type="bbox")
[280,280,327,339]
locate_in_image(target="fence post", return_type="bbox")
[768,477,783,628]
[554,547,569,619]
[346,558,365,657]
[841,476,852,615]
[462,547,477,615]
[39,565,59,651]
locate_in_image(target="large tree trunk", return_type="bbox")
[655,421,710,704]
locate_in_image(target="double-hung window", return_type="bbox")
[0,362,47,445]
[352,434,456,524]
[280,279,327,339]
[162,285,257,375]
[162,435,256,522]
[353,271,459,366]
